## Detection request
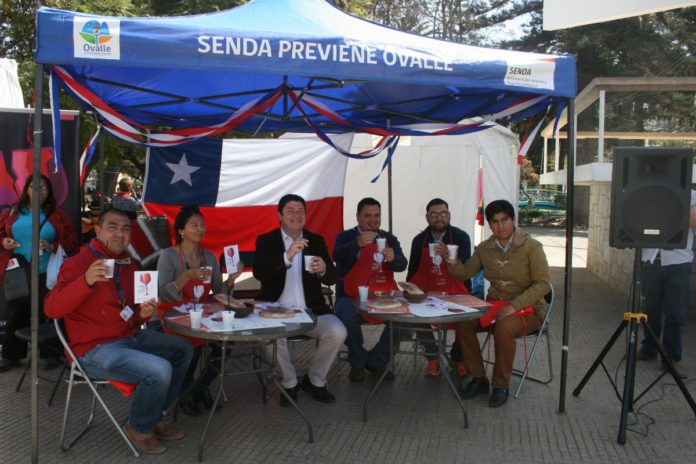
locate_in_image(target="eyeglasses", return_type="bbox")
[428,211,450,219]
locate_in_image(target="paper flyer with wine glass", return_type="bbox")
[192,284,204,311]
[134,271,158,304]
[224,244,240,273]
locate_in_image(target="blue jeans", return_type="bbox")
[335,297,403,368]
[641,261,691,362]
[80,329,193,434]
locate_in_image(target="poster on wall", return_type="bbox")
[0,108,80,342]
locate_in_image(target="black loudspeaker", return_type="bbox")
[610,147,693,249]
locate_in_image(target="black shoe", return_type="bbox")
[365,364,395,381]
[458,377,490,399]
[300,374,335,404]
[195,387,222,410]
[40,357,62,371]
[488,388,509,408]
[179,391,202,416]
[0,358,20,373]
[279,385,299,408]
[348,367,365,382]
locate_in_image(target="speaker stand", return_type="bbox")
[572,248,696,444]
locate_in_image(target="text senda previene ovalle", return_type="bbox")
[196,36,454,72]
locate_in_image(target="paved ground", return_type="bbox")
[2,227,696,464]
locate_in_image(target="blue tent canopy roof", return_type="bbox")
[35,0,576,133]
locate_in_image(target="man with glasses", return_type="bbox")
[406,198,471,376]
[333,197,408,382]
[254,194,346,406]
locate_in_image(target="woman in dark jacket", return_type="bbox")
[0,175,79,372]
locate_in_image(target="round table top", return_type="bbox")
[163,307,317,343]
[354,295,487,324]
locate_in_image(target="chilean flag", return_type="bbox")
[142,135,351,261]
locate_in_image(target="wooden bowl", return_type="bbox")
[403,291,427,303]
[222,302,255,318]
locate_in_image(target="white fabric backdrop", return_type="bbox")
[345,126,519,281]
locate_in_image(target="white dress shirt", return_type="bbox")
[278,228,307,308]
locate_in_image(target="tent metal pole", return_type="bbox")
[387,162,393,233]
[99,140,105,209]
[559,97,576,413]
[387,118,393,232]
[30,62,45,464]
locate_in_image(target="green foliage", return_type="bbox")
[334,0,373,17]
[502,5,696,167]
[143,0,246,16]
[520,157,539,187]
[519,206,566,226]
[518,207,542,224]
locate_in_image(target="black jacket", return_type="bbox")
[253,228,336,316]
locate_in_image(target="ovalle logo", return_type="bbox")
[73,17,121,60]
[79,20,112,45]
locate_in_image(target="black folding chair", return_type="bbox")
[14,321,67,406]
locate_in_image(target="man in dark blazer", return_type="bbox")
[254,194,346,406]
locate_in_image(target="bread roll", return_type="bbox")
[398,281,424,295]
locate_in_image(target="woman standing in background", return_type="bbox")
[0,175,79,372]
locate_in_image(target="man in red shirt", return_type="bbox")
[45,207,192,455]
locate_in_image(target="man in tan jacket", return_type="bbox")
[443,199,550,407]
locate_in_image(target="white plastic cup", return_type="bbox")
[447,244,459,260]
[358,285,369,302]
[222,311,235,331]
[201,266,213,284]
[428,243,437,258]
[304,255,315,272]
[190,310,203,329]
[376,238,386,252]
[103,259,115,279]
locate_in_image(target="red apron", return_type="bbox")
[343,241,399,297]
[157,248,212,348]
[409,235,467,295]
[343,241,398,324]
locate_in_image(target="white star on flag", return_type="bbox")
[165,154,200,187]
